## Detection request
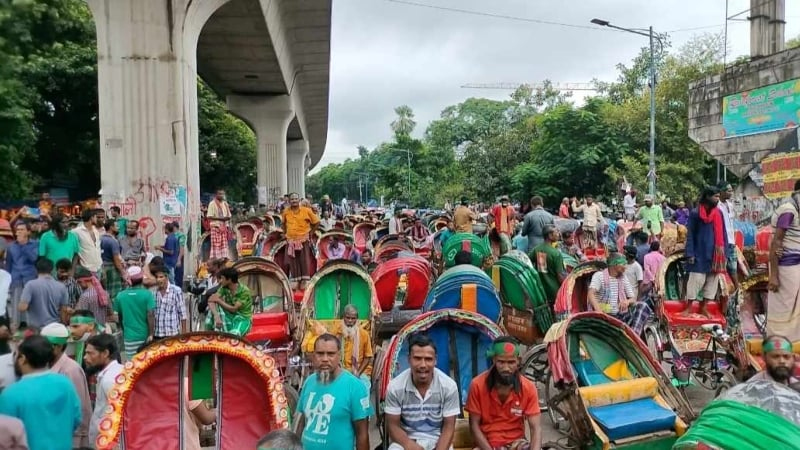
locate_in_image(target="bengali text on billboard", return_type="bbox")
[722,79,800,138]
[761,152,800,200]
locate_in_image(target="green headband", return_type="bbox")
[487,341,520,358]
[763,338,793,353]
[608,255,627,266]
[70,316,95,325]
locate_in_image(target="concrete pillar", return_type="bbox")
[86,0,228,273]
[287,140,309,196]
[227,95,294,206]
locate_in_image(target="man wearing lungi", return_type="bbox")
[768,179,800,345]
[281,193,320,290]
[206,189,231,259]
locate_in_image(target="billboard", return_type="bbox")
[761,152,800,200]
[722,79,800,138]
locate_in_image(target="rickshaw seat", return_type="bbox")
[246,312,290,344]
[572,359,613,386]
[662,300,725,327]
[580,377,677,441]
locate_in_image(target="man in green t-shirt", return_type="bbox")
[636,195,665,238]
[531,225,567,306]
[206,267,253,337]
[113,266,155,359]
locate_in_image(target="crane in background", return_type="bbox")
[460,81,598,91]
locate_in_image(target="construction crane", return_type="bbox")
[461,82,598,91]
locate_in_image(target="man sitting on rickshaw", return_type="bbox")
[587,253,652,334]
[205,267,253,337]
[335,305,374,386]
[467,337,542,450]
[749,335,799,389]
[384,334,460,450]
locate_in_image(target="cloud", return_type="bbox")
[314,0,800,170]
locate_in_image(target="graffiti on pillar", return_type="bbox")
[137,216,158,251]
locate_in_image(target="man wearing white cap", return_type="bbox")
[42,322,92,449]
[636,195,664,240]
[113,266,155,358]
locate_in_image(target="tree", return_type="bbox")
[390,105,416,138]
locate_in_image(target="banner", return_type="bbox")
[761,152,800,199]
[722,79,800,138]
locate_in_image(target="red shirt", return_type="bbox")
[492,205,515,234]
[466,371,541,447]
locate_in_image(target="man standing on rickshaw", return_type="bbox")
[384,334,460,450]
[683,186,728,318]
[282,192,320,290]
[768,179,800,345]
[207,189,232,259]
[636,195,664,242]
[491,196,516,255]
[586,253,652,334]
[467,336,542,450]
[571,196,603,249]
[454,197,475,233]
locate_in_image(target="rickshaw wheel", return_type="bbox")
[521,344,549,412]
[544,371,571,435]
[284,384,299,415]
[644,328,662,362]
[713,369,737,398]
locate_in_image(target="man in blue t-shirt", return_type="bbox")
[155,222,180,284]
[297,333,371,450]
[0,335,81,450]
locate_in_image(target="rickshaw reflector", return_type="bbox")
[461,284,478,312]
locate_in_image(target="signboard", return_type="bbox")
[722,79,800,138]
[761,152,800,199]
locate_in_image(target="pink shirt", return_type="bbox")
[0,415,27,450]
[643,251,666,284]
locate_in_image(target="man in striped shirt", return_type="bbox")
[384,334,460,450]
[152,266,187,340]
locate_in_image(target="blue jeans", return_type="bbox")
[725,243,738,278]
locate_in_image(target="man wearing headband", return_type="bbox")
[467,336,541,450]
[587,253,652,334]
[42,323,92,448]
[767,179,800,344]
[281,192,320,290]
[384,334,459,450]
[74,265,113,327]
[749,335,799,386]
[683,186,727,318]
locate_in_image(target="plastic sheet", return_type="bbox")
[720,379,800,426]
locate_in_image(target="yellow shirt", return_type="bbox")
[338,323,374,377]
[454,206,475,233]
[281,206,320,240]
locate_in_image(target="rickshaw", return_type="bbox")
[352,221,376,253]
[197,231,238,265]
[441,232,492,268]
[298,260,382,372]
[643,250,738,393]
[673,379,800,450]
[489,252,554,346]
[373,234,414,263]
[372,308,505,450]
[256,229,284,257]
[424,263,501,321]
[316,229,353,268]
[538,312,694,450]
[95,332,290,450]
[235,222,259,257]
[235,257,299,389]
[371,252,434,335]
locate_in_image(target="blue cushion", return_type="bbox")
[572,359,612,386]
[588,398,676,441]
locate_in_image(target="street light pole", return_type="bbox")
[648,25,657,197]
[591,18,659,196]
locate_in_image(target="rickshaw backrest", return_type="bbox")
[311,270,372,319]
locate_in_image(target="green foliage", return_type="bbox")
[309,34,726,208]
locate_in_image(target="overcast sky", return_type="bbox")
[313,0,800,171]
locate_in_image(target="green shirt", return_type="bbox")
[113,286,156,342]
[637,205,665,235]
[531,242,565,304]
[220,283,253,319]
[38,230,80,266]
[175,231,187,248]
[115,217,129,239]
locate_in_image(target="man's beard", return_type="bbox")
[342,324,357,340]
[84,362,105,377]
[318,369,332,385]
[490,366,519,387]
[767,364,792,383]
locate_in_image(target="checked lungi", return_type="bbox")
[283,238,316,283]
[102,262,124,302]
[210,226,230,259]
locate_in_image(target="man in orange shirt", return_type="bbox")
[466,337,542,450]
[491,196,516,255]
[281,193,320,290]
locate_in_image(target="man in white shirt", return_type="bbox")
[319,212,336,232]
[623,190,637,222]
[717,182,739,289]
[84,333,124,445]
[384,334,459,450]
[0,269,10,320]
[389,209,405,236]
[73,209,103,276]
